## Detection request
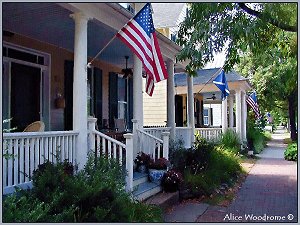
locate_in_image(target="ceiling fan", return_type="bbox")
[121,56,133,78]
[206,93,216,100]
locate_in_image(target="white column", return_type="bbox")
[166,60,176,140]
[235,90,242,139]
[133,56,143,128]
[187,74,195,143]
[133,3,144,129]
[221,97,228,133]
[228,95,234,128]
[241,91,247,141]
[71,12,90,170]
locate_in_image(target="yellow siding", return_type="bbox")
[143,79,167,126]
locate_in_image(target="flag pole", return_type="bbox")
[87,16,136,68]
[194,66,223,98]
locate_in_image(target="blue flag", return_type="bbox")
[213,70,230,100]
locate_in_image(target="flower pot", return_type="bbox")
[148,169,166,185]
[137,164,147,173]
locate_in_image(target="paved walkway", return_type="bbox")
[165,129,298,223]
[197,129,297,223]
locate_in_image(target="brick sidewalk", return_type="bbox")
[197,133,298,223]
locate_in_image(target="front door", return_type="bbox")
[10,63,41,131]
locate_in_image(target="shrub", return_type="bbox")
[3,154,163,222]
[220,129,241,153]
[284,143,297,161]
[247,119,267,153]
[185,146,242,195]
[169,139,188,173]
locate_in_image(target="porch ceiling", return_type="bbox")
[3,2,134,68]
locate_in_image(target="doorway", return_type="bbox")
[10,63,41,131]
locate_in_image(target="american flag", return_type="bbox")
[246,91,261,118]
[116,3,168,96]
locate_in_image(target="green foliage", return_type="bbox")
[284,143,297,161]
[169,139,188,173]
[177,3,296,74]
[3,155,163,222]
[247,119,267,154]
[185,146,242,195]
[220,129,241,154]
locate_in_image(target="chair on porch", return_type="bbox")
[114,118,126,133]
[23,121,45,132]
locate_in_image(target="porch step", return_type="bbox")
[144,191,179,211]
[133,171,148,186]
[133,181,162,201]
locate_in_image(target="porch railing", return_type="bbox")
[136,129,169,160]
[88,130,126,165]
[195,128,222,141]
[143,127,171,139]
[175,127,193,148]
[3,131,79,191]
[87,117,134,191]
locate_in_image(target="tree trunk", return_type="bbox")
[288,95,297,141]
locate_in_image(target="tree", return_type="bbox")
[176,3,297,140]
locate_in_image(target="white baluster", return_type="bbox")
[113,143,117,159]
[29,138,35,179]
[24,138,30,182]
[13,138,19,185]
[19,138,24,183]
[7,139,13,186]
[3,140,8,186]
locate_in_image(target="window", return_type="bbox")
[203,108,209,126]
[117,75,127,120]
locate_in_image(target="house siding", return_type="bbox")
[143,79,167,126]
[3,34,121,131]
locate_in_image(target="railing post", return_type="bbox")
[87,117,97,152]
[162,132,170,160]
[124,133,133,192]
[132,119,139,158]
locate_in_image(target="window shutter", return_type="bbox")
[93,68,103,129]
[109,72,118,129]
[64,60,74,130]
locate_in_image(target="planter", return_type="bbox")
[148,169,166,185]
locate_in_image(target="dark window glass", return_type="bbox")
[8,48,37,64]
[38,56,44,65]
[3,47,7,56]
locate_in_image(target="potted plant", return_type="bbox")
[134,152,151,173]
[161,169,183,192]
[148,157,170,184]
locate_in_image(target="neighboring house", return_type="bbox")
[143,3,187,127]
[2,2,187,200]
[174,68,250,132]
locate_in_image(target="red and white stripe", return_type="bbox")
[246,97,260,118]
[116,20,168,85]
